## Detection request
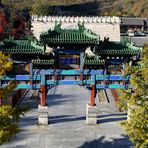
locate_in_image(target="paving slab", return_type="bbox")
[1,85,133,148]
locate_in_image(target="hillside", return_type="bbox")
[1,0,148,17]
[104,0,148,18]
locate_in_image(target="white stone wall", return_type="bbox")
[31,15,120,41]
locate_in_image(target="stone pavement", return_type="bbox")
[1,85,133,148]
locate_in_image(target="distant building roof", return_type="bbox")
[131,37,148,47]
[120,17,148,26]
[121,36,148,47]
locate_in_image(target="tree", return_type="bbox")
[0,52,12,77]
[0,105,19,144]
[0,52,21,145]
[31,2,56,16]
[0,52,16,98]
[118,45,148,148]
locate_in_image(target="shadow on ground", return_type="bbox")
[47,94,77,106]
[97,113,127,124]
[49,113,127,125]
[49,115,85,124]
[78,135,133,148]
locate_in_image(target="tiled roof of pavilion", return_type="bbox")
[40,22,100,47]
[93,39,141,56]
[0,39,44,54]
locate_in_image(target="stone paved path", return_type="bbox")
[1,85,133,148]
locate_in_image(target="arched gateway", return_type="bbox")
[0,23,141,125]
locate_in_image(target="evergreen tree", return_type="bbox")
[118,45,148,148]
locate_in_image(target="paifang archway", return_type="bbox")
[0,23,141,125]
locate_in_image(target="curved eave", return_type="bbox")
[46,39,99,45]
[40,31,100,46]
[1,49,44,54]
[0,40,44,54]
[96,49,141,56]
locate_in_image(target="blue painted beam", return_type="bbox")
[46,80,91,85]
[1,75,130,81]
[96,84,126,89]
[16,84,127,89]
[1,75,41,81]
[16,84,31,89]
[16,84,40,89]
[16,75,30,80]
[34,69,104,75]
[108,84,126,89]
[96,75,130,81]
[1,84,33,89]
[1,82,127,89]
[1,75,30,80]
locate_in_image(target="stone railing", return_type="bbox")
[31,15,120,24]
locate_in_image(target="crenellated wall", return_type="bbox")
[31,15,120,41]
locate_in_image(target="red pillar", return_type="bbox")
[30,80,33,85]
[122,80,126,85]
[89,85,96,106]
[48,76,51,80]
[80,75,83,80]
[86,75,89,80]
[40,85,46,106]
[54,75,58,80]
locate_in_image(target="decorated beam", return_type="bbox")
[1,74,129,81]
[33,69,105,75]
[1,75,129,90]
[96,75,130,81]
[1,83,127,89]
[96,84,127,89]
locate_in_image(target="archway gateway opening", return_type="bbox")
[1,67,130,125]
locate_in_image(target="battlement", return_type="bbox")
[31,15,120,24]
[31,15,120,41]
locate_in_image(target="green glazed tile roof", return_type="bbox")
[40,23,100,46]
[96,48,141,55]
[94,40,141,56]
[0,40,44,54]
[32,59,54,65]
[84,59,105,65]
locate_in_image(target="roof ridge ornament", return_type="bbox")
[54,21,62,32]
[78,22,85,32]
